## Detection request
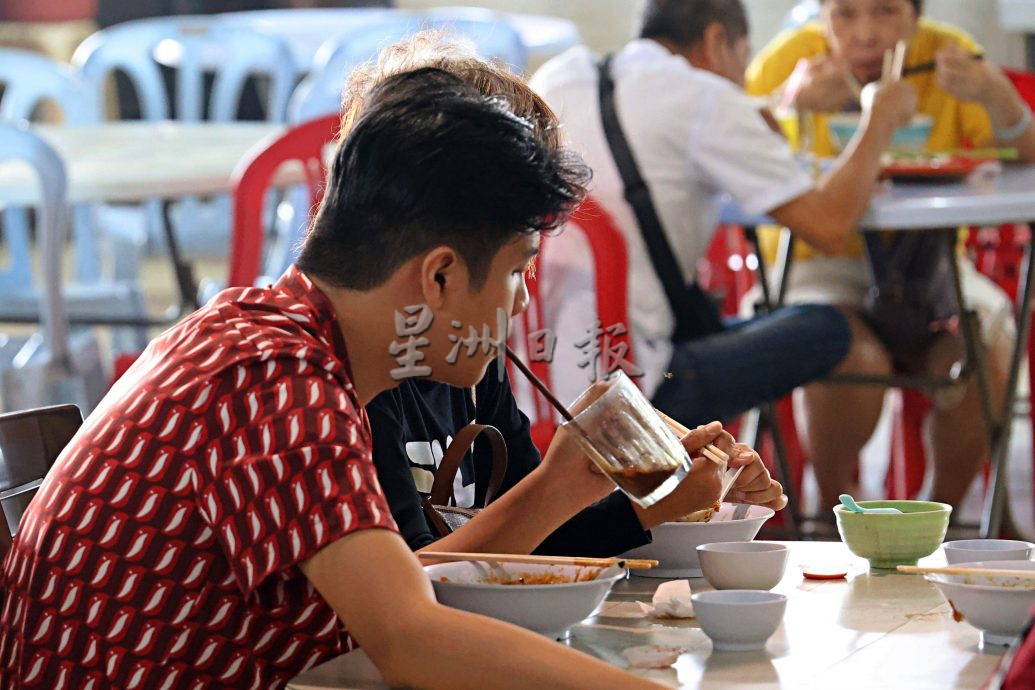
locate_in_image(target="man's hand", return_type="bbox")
[795,55,858,112]
[634,421,787,529]
[861,77,917,133]
[536,378,620,509]
[723,443,788,511]
[935,42,994,104]
[632,421,728,529]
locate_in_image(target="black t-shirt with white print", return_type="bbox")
[365,360,651,555]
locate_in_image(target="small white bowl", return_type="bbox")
[691,590,788,651]
[925,559,1035,649]
[697,541,789,590]
[425,562,624,639]
[622,503,775,577]
[943,539,1034,565]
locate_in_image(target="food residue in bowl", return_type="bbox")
[960,575,1035,589]
[675,501,720,523]
[948,599,965,623]
[439,568,602,586]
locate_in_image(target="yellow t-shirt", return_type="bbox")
[745,18,993,261]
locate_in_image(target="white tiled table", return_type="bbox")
[0,122,285,206]
[288,541,1006,690]
[0,121,287,319]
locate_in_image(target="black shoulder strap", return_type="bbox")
[597,55,723,341]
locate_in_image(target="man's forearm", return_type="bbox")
[384,603,666,690]
[816,112,896,231]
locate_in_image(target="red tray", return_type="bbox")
[880,155,993,181]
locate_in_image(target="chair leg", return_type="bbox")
[886,389,930,500]
[742,402,804,540]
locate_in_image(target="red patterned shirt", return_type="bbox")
[0,266,397,689]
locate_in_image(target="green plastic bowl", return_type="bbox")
[834,500,952,569]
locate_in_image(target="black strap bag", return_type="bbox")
[597,55,725,342]
[860,231,959,358]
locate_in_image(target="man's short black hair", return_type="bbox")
[639,0,749,49]
[297,68,590,291]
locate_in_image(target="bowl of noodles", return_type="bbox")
[620,503,775,578]
[425,561,625,639]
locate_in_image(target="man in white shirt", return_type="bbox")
[530,0,917,425]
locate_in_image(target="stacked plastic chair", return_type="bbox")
[71,18,299,272]
[289,14,527,122]
[0,48,149,358]
[0,123,107,413]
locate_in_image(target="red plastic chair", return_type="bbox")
[513,197,634,455]
[697,225,758,317]
[228,114,340,288]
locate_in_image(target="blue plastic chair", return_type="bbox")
[0,49,149,356]
[0,123,107,413]
[71,18,300,269]
[74,17,299,122]
[288,15,527,122]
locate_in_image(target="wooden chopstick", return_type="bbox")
[897,565,1035,579]
[881,48,894,84]
[654,407,743,499]
[418,551,659,570]
[902,53,983,77]
[891,40,907,82]
[504,344,575,423]
[654,408,729,466]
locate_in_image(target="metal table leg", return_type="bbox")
[160,199,201,315]
[742,226,803,538]
[982,238,1035,537]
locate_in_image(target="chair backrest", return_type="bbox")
[228,114,341,288]
[0,123,71,362]
[514,197,633,453]
[288,14,527,122]
[0,49,102,288]
[0,48,100,124]
[0,404,82,545]
[698,225,759,317]
[72,18,298,122]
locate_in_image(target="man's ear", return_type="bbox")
[701,21,730,68]
[420,246,464,309]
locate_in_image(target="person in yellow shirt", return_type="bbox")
[746,0,1035,515]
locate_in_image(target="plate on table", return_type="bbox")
[880,154,995,181]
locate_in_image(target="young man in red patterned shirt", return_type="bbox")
[0,70,676,689]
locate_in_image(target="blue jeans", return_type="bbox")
[651,304,851,428]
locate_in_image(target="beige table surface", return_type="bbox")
[0,121,286,206]
[288,541,1008,690]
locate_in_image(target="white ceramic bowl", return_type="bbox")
[622,503,775,577]
[425,562,624,639]
[697,541,789,590]
[925,559,1035,648]
[691,590,788,651]
[943,539,1034,565]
